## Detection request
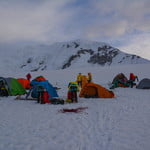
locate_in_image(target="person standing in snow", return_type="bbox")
[67,82,79,103]
[76,73,82,87]
[81,75,88,88]
[26,73,32,81]
[128,73,139,88]
[87,72,92,83]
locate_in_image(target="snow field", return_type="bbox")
[0,64,150,150]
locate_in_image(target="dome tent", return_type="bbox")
[79,82,115,98]
[0,77,26,96]
[17,78,31,89]
[110,73,129,89]
[136,78,150,89]
[26,79,58,99]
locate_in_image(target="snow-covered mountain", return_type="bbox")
[0,39,150,72]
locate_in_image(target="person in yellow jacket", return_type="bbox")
[81,75,88,88]
[76,73,82,87]
[67,82,79,103]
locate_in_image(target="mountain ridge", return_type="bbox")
[0,39,150,72]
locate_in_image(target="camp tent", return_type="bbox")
[112,73,128,84]
[79,82,115,98]
[0,77,26,95]
[110,73,129,89]
[26,80,58,99]
[17,78,31,89]
[34,76,46,81]
[136,78,150,89]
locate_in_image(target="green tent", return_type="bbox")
[0,77,26,96]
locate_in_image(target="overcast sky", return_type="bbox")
[0,0,150,59]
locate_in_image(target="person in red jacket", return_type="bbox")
[128,73,139,88]
[26,73,32,81]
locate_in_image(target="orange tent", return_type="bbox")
[79,82,115,98]
[17,78,31,89]
[34,76,46,81]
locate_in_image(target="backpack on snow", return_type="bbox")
[50,98,64,105]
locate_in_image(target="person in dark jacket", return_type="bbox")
[87,72,92,83]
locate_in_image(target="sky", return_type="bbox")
[0,0,150,59]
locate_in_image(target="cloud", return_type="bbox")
[84,0,150,39]
[0,0,75,43]
[115,33,150,60]
[85,20,128,39]
[0,0,150,59]
[0,0,149,43]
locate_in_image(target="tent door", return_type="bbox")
[85,86,98,98]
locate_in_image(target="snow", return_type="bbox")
[0,64,150,150]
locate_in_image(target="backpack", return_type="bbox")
[31,86,45,98]
[51,98,64,105]
[69,85,78,91]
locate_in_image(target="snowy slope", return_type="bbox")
[0,64,150,150]
[0,39,149,72]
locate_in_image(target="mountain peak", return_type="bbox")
[0,40,150,72]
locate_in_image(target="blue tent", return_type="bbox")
[26,80,58,99]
